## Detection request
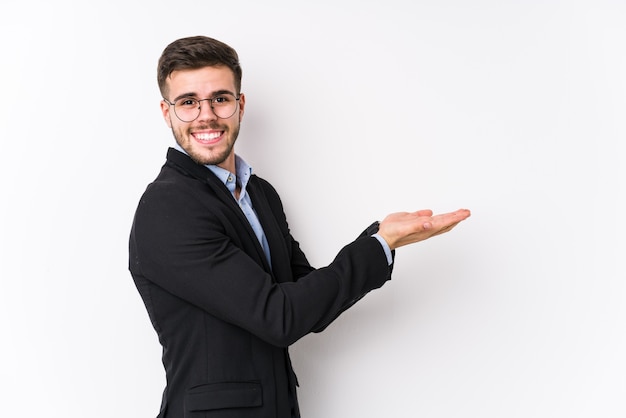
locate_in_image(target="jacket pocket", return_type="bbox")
[185,381,263,413]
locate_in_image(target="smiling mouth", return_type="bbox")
[193,131,223,143]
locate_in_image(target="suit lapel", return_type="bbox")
[247,177,293,283]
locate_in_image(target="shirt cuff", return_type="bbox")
[372,233,393,265]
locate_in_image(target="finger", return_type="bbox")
[419,209,465,231]
[434,209,471,223]
[425,221,460,238]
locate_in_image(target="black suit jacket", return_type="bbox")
[129,148,393,418]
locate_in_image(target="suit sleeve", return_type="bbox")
[129,181,392,347]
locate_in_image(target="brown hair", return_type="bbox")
[157,36,243,98]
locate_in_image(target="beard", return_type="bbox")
[171,122,240,166]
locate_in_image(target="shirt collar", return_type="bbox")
[206,155,253,193]
[173,143,253,194]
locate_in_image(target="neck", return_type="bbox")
[216,152,237,174]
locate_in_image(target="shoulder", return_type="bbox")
[145,164,202,198]
[135,164,216,220]
[249,174,285,206]
[250,174,278,194]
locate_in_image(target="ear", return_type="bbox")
[160,100,173,128]
[238,93,246,122]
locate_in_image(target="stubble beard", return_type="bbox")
[172,122,240,166]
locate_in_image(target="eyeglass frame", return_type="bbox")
[162,93,241,122]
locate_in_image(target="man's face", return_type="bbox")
[161,66,245,172]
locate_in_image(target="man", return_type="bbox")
[129,35,470,418]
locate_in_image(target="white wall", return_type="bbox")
[1,1,624,417]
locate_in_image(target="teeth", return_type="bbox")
[195,132,221,141]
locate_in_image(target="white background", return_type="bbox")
[1,1,624,417]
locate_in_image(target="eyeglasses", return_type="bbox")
[163,93,240,122]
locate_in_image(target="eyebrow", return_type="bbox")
[172,89,236,102]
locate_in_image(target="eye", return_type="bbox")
[212,95,233,105]
[176,98,198,108]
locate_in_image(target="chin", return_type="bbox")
[192,148,231,167]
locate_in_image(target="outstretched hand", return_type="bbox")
[377,208,471,250]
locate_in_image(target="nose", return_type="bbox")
[197,98,217,121]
